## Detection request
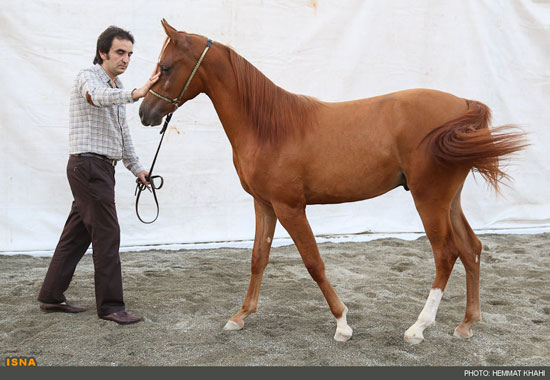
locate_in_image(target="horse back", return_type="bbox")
[242,89,469,205]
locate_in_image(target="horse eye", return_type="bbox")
[160,65,170,73]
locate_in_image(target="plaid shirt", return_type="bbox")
[69,64,144,175]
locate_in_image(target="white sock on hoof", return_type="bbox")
[223,320,242,331]
[404,288,443,344]
[334,306,353,342]
[404,324,426,345]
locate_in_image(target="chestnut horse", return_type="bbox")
[139,20,527,344]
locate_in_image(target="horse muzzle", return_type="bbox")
[138,104,164,127]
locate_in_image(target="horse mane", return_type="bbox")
[227,47,321,144]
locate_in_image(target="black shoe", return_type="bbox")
[40,301,87,313]
[100,311,143,325]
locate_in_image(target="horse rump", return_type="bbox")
[421,100,528,192]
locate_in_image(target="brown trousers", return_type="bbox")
[38,155,125,317]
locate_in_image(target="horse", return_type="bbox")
[139,19,527,344]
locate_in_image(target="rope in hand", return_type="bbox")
[135,38,213,224]
[134,113,172,224]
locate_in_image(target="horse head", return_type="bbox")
[139,19,211,126]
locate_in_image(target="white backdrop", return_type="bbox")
[1,0,549,254]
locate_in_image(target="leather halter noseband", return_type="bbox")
[135,38,213,224]
[149,38,213,112]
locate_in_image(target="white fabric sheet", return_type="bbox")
[1,0,549,253]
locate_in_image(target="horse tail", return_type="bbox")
[422,100,528,192]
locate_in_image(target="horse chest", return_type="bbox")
[232,153,257,196]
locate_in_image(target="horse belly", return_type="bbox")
[301,101,408,204]
[303,147,403,204]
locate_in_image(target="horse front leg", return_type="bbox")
[273,202,353,342]
[224,199,277,331]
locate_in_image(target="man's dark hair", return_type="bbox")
[93,26,134,65]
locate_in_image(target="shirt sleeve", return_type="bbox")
[77,69,135,107]
[121,124,146,176]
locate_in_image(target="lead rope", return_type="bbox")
[135,38,212,224]
[134,113,172,224]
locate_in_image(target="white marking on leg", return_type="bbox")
[334,306,353,342]
[223,320,242,331]
[453,326,473,339]
[404,288,443,344]
[475,255,479,263]
[266,237,272,244]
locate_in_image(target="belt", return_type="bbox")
[73,153,117,166]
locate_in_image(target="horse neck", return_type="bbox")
[202,44,320,151]
[202,46,257,152]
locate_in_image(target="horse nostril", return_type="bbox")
[139,111,150,126]
[138,105,152,126]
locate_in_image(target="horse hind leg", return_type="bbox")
[450,190,483,339]
[224,199,277,331]
[273,202,352,342]
[404,187,461,344]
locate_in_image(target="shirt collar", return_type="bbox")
[93,63,123,88]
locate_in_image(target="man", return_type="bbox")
[37,26,160,325]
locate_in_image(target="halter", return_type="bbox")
[149,38,213,113]
[135,37,213,224]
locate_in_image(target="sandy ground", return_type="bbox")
[0,233,548,367]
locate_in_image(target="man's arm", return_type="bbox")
[78,69,160,107]
[78,69,133,107]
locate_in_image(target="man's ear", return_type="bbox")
[99,50,108,61]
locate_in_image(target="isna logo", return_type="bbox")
[5,357,37,367]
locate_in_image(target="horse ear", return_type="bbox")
[161,19,179,41]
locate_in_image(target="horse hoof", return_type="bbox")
[223,320,243,331]
[404,328,424,345]
[453,326,473,339]
[334,325,353,342]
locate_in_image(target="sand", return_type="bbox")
[0,233,548,367]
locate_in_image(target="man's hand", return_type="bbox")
[132,66,161,100]
[136,170,150,186]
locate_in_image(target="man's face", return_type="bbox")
[100,37,133,79]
